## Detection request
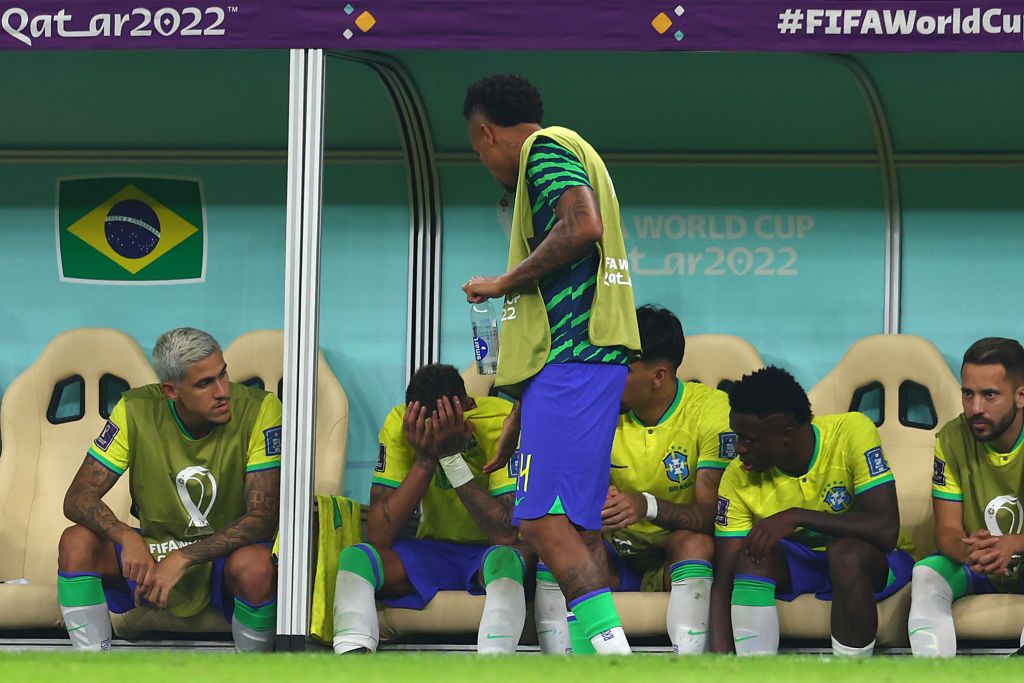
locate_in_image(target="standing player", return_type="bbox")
[462,74,641,655]
[57,328,281,652]
[709,366,913,657]
[909,338,1024,656]
[332,364,527,654]
[534,305,734,655]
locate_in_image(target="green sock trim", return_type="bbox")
[338,543,384,591]
[547,496,565,515]
[481,546,524,586]
[57,574,105,608]
[569,590,621,640]
[671,561,714,583]
[537,569,556,584]
[916,554,969,599]
[568,613,596,654]
[732,578,776,608]
[233,598,277,632]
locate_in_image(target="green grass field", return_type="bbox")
[0,652,1019,683]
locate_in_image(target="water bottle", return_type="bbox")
[471,301,499,375]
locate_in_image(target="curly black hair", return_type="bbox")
[729,366,813,425]
[636,304,685,369]
[463,74,543,127]
[405,363,469,407]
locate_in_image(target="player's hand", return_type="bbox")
[484,402,521,474]
[117,531,156,603]
[137,551,190,609]
[966,533,1024,576]
[963,528,992,548]
[602,487,647,532]
[402,401,435,459]
[431,396,472,457]
[745,509,800,564]
[463,276,507,303]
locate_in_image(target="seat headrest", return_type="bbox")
[677,334,765,393]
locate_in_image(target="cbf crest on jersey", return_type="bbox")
[663,451,689,482]
[57,176,206,284]
[824,485,852,512]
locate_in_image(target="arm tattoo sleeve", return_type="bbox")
[453,484,517,546]
[179,468,280,565]
[63,456,133,542]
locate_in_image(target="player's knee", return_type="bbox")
[226,545,276,601]
[57,524,104,572]
[665,529,713,563]
[826,537,876,583]
[338,543,385,591]
[732,550,769,577]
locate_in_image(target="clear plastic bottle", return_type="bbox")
[471,301,499,375]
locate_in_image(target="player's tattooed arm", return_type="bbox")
[708,536,743,654]
[453,487,518,547]
[498,185,603,291]
[367,464,435,548]
[178,468,280,565]
[651,468,724,534]
[63,455,135,543]
[652,499,716,534]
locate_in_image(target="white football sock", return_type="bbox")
[534,568,570,655]
[832,636,874,657]
[908,564,957,658]
[477,577,526,654]
[61,603,112,652]
[332,571,379,654]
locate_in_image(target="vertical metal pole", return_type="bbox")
[277,47,325,652]
[834,55,902,334]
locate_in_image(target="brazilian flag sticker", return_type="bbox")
[56,176,206,284]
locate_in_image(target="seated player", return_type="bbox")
[709,366,912,657]
[332,364,527,654]
[57,328,281,652]
[909,338,1024,656]
[532,305,734,655]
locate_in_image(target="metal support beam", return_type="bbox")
[276,47,326,652]
[834,55,903,335]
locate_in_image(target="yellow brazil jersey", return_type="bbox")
[715,412,905,551]
[609,380,735,558]
[371,396,516,545]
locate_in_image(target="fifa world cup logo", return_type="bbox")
[175,466,218,537]
[984,494,1024,536]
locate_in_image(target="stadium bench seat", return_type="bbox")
[807,333,988,646]
[111,329,350,638]
[676,334,765,392]
[461,363,496,399]
[0,329,154,630]
[222,329,349,496]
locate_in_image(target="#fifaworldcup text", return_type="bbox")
[777,6,1024,39]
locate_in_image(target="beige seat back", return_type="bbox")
[677,334,765,392]
[461,363,496,399]
[223,330,348,495]
[0,329,155,626]
[808,334,963,559]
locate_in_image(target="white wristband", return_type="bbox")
[642,492,658,521]
[439,453,474,489]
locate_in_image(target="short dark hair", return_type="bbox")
[405,364,468,406]
[729,366,813,425]
[463,74,543,127]
[963,337,1024,383]
[636,304,685,369]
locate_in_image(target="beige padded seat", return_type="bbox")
[803,334,963,645]
[677,334,765,390]
[0,328,154,630]
[461,363,496,399]
[223,329,349,495]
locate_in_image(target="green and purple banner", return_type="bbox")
[3,1,1024,52]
